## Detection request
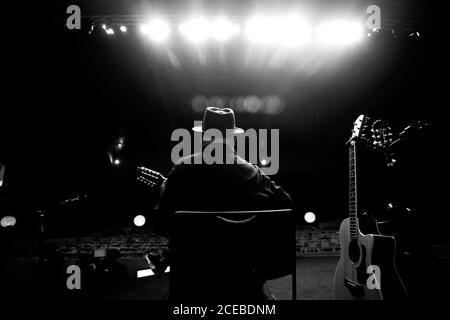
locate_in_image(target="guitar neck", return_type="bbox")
[349,141,359,240]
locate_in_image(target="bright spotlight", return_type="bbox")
[134,215,146,227]
[277,16,311,46]
[106,28,115,35]
[245,16,272,43]
[141,19,170,42]
[102,24,107,30]
[140,24,148,34]
[191,95,208,113]
[120,25,127,32]
[245,16,310,46]
[316,20,363,45]
[179,18,210,42]
[113,159,120,165]
[304,212,316,223]
[210,18,240,41]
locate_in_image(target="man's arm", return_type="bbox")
[251,165,294,208]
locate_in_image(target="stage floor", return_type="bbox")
[2,256,340,300]
[267,256,338,300]
[97,256,339,300]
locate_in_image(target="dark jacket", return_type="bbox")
[157,143,292,216]
[155,142,293,301]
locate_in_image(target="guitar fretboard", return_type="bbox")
[349,141,358,240]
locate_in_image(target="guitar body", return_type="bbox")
[334,218,408,300]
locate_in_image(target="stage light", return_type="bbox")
[208,96,226,108]
[179,18,210,43]
[120,25,127,32]
[316,20,363,45]
[106,28,115,35]
[263,95,285,115]
[191,95,208,113]
[134,215,146,227]
[1,216,16,228]
[141,19,170,42]
[243,95,262,113]
[245,15,310,46]
[277,16,311,46]
[140,24,148,34]
[210,18,240,41]
[245,16,271,43]
[304,212,316,223]
[113,159,120,165]
[102,24,107,30]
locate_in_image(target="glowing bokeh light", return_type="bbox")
[134,215,146,227]
[1,216,16,228]
[243,95,262,113]
[245,15,311,46]
[245,16,271,43]
[179,18,210,43]
[208,96,226,108]
[141,19,170,42]
[304,212,316,223]
[191,95,208,113]
[210,18,240,41]
[277,15,311,46]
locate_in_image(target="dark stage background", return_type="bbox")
[0,1,448,301]
[2,0,445,236]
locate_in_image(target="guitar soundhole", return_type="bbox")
[348,240,360,263]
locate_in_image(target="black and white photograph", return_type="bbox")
[0,0,447,315]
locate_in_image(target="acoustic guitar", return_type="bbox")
[333,115,408,300]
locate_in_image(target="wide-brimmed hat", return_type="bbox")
[192,107,244,134]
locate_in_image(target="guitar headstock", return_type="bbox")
[370,119,397,167]
[371,119,394,150]
[349,115,371,144]
[137,166,166,188]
